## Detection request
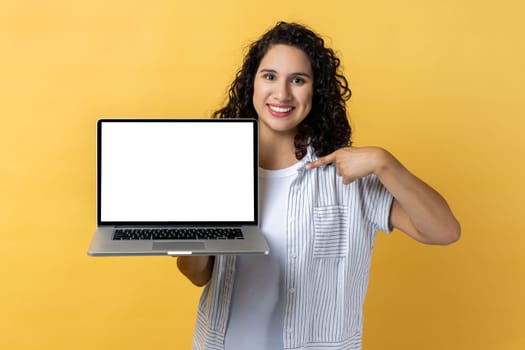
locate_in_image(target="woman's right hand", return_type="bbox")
[176,256,214,287]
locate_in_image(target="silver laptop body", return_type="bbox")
[88,118,269,256]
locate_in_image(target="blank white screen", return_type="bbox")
[100,121,255,222]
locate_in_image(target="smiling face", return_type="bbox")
[252,44,314,140]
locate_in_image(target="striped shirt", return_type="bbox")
[192,147,394,350]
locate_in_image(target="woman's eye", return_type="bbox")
[292,77,304,84]
[264,74,275,80]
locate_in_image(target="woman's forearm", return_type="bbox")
[375,149,461,244]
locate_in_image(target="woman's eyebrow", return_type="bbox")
[258,68,277,74]
[292,72,313,79]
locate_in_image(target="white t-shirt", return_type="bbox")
[224,161,304,350]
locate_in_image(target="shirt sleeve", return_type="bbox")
[359,174,394,233]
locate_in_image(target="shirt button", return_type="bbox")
[289,288,295,294]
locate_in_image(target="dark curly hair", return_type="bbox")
[213,21,352,159]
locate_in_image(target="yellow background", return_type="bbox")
[1,0,524,349]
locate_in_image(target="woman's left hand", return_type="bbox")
[305,146,387,184]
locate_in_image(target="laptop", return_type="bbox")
[87,118,270,256]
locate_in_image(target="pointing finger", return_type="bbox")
[305,152,336,170]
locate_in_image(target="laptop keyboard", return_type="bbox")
[113,228,244,240]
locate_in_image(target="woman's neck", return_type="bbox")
[258,130,299,170]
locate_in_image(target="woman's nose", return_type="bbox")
[274,81,292,101]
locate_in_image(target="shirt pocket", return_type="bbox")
[313,205,349,258]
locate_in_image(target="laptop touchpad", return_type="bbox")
[152,242,205,251]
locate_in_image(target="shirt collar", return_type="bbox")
[296,145,317,173]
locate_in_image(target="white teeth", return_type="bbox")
[269,105,293,113]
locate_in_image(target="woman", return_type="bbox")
[178,21,460,350]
